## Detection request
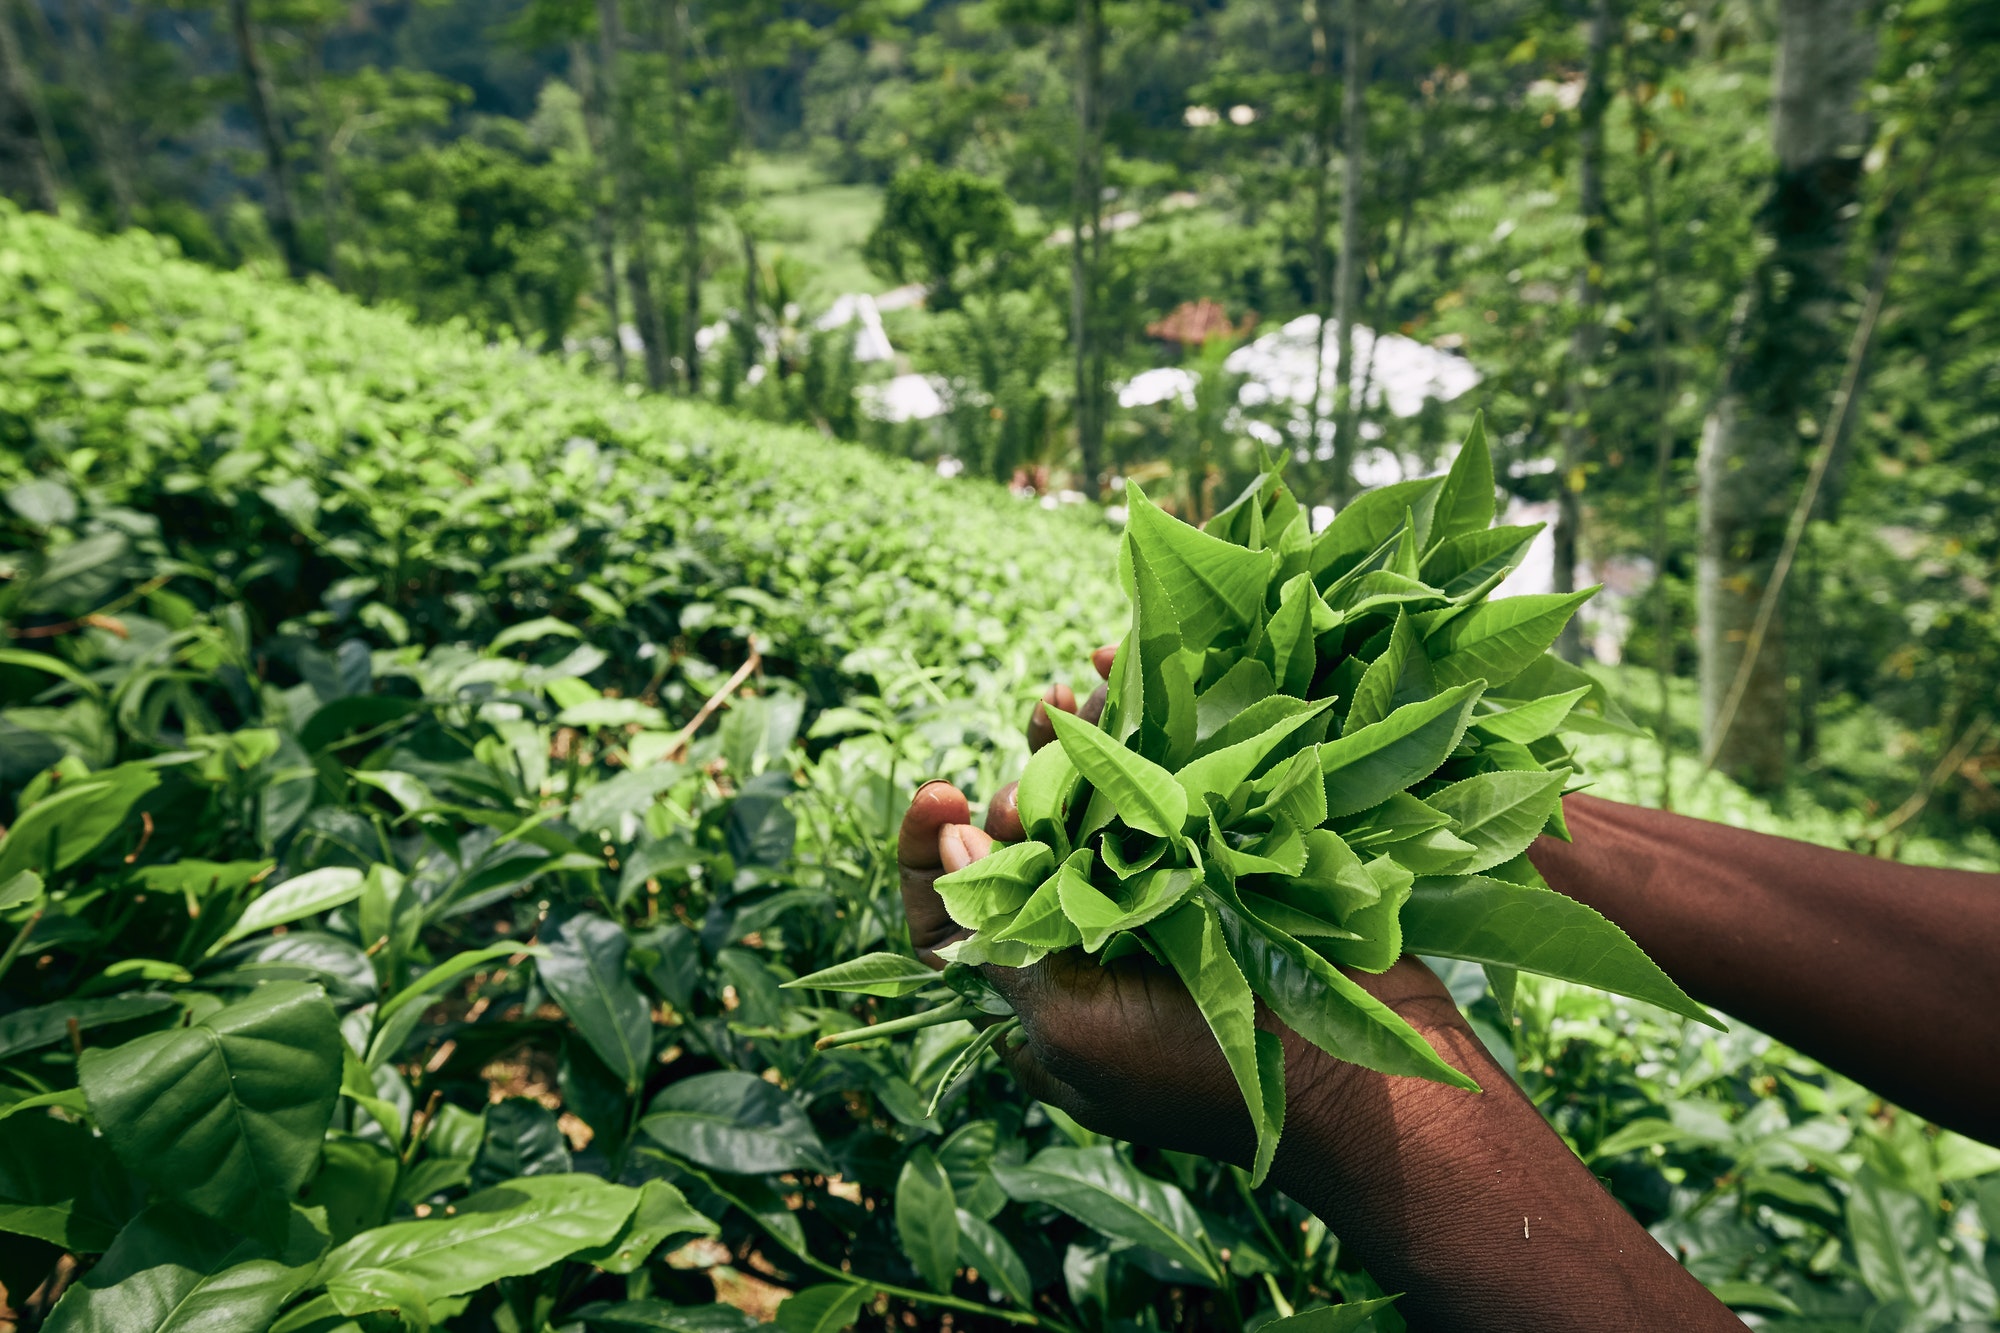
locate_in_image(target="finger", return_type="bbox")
[1027,682,1077,753]
[900,780,970,967]
[985,782,1024,843]
[1080,681,1108,727]
[1092,644,1117,679]
[939,823,994,873]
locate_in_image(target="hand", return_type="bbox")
[898,650,1747,1330]
[897,649,1466,1168]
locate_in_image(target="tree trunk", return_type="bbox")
[1554,0,1615,661]
[1306,0,1334,484]
[1069,0,1103,497]
[1695,0,1873,789]
[304,30,345,284]
[594,0,667,390]
[0,0,64,214]
[1329,0,1366,508]
[58,0,135,226]
[1632,71,1677,809]
[666,0,700,394]
[570,39,628,381]
[227,0,305,277]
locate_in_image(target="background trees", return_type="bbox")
[0,0,1996,820]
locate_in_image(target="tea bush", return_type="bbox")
[2,207,1995,1332]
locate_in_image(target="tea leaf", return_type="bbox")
[1047,707,1188,840]
[1401,877,1719,1025]
[1320,683,1483,817]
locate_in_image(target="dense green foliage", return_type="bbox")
[3,210,1998,1332]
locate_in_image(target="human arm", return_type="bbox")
[900,742,1741,1329]
[1530,795,2000,1144]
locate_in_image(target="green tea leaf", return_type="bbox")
[642,1071,832,1175]
[895,1145,959,1293]
[1472,686,1592,743]
[1313,856,1414,974]
[0,869,43,912]
[1124,483,1274,652]
[1261,1296,1404,1331]
[0,763,159,882]
[1320,683,1483,817]
[784,952,939,997]
[538,912,653,1091]
[1401,877,1719,1025]
[1059,851,1193,952]
[212,866,366,953]
[0,1110,138,1252]
[1259,572,1320,698]
[1430,412,1495,545]
[1175,698,1335,808]
[992,1146,1220,1284]
[955,1209,1034,1306]
[933,840,1056,932]
[1014,741,1081,849]
[1047,707,1188,840]
[1344,611,1434,735]
[0,992,176,1062]
[1148,899,1277,1183]
[80,981,342,1228]
[1194,658,1278,743]
[317,1174,641,1301]
[775,1283,873,1333]
[990,867,1083,951]
[1311,477,1443,587]
[1209,885,1476,1091]
[1427,589,1595,691]
[1421,524,1543,597]
[43,1203,322,1333]
[1424,769,1568,874]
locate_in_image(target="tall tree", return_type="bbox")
[0,0,64,214]
[569,38,628,381]
[227,0,306,277]
[1553,0,1616,660]
[57,0,138,226]
[1696,0,1875,786]
[1305,0,1335,477]
[594,0,669,389]
[1069,0,1104,496]
[1328,0,1367,507]
[664,0,700,394]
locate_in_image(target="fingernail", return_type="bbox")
[939,824,993,873]
[914,778,954,799]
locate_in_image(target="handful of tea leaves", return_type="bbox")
[792,419,1716,1183]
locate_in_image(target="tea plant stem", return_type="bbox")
[665,646,761,761]
[0,911,42,986]
[682,1160,1070,1330]
[813,998,976,1050]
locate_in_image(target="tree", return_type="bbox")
[1069,0,1105,496]
[1553,0,1617,660]
[1696,0,1875,787]
[0,0,64,214]
[863,163,1017,311]
[227,0,307,277]
[593,0,669,389]
[1327,0,1367,507]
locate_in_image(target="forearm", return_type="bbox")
[1530,794,2000,1143]
[1271,966,1740,1332]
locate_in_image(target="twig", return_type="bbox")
[1701,129,1949,773]
[664,646,761,762]
[1865,713,1991,849]
[5,574,171,640]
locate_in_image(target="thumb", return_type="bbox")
[900,780,972,968]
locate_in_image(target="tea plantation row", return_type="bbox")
[0,206,1993,1331]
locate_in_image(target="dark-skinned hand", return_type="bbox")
[897,645,1469,1170]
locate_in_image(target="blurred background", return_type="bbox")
[1,0,1996,844]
